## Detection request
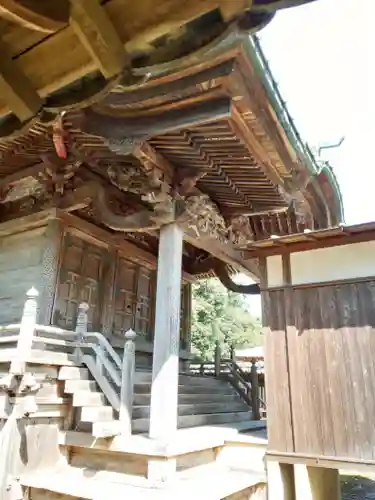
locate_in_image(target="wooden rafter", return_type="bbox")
[0,0,248,117]
[0,0,69,33]
[69,0,128,79]
[81,97,232,141]
[229,105,286,190]
[0,41,41,121]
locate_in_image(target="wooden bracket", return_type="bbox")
[69,0,128,78]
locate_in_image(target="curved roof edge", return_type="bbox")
[247,35,344,224]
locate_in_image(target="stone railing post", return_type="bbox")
[119,329,136,435]
[74,302,89,362]
[251,358,260,421]
[10,288,39,375]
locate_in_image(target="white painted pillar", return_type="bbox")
[148,223,183,480]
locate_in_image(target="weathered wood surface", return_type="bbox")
[53,221,192,353]
[265,278,375,461]
[263,289,294,454]
[0,227,49,324]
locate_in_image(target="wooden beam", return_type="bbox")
[81,97,232,140]
[0,162,45,188]
[0,41,42,121]
[69,0,127,79]
[60,211,158,268]
[55,182,97,212]
[0,0,69,33]
[0,209,56,237]
[182,224,259,280]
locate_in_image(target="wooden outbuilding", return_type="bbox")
[245,222,375,499]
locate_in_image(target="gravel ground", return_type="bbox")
[341,476,375,499]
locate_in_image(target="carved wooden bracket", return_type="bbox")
[214,262,260,295]
[92,185,174,232]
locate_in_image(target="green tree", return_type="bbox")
[191,278,262,360]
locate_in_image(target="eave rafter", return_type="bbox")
[0,0,132,134]
[0,0,69,33]
[81,97,232,146]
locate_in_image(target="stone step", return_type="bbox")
[132,411,253,433]
[65,379,97,394]
[73,391,107,407]
[133,393,241,405]
[134,383,236,395]
[59,366,90,381]
[135,372,233,388]
[79,406,114,423]
[132,402,248,419]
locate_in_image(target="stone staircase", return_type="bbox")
[60,366,253,435]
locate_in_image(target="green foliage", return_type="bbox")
[191,278,262,361]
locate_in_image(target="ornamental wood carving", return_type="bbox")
[228,215,254,246]
[179,194,227,241]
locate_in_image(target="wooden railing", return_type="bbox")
[189,342,266,420]
[0,288,137,436]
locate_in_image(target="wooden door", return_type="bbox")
[134,267,154,338]
[53,233,107,331]
[113,257,155,339]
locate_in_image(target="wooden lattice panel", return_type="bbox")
[113,257,138,336]
[134,266,154,338]
[53,233,107,330]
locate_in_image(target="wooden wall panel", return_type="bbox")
[113,257,155,339]
[52,227,192,359]
[53,233,107,330]
[134,266,154,338]
[286,280,375,460]
[263,289,294,453]
[0,227,48,324]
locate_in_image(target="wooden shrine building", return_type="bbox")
[0,1,349,499]
[0,15,343,360]
[245,222,375,499]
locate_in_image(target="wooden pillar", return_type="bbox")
[267,461,295,500]
[148,223,183,481]
[294,465,340,500]
[38,218,63,325]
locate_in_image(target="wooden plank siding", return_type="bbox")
[0,226,55,324]
[265,278,375,461]
[263,289,294,454]
[0,216,192,362]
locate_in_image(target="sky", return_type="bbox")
[245,0,373,317]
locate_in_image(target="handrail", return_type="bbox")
[0,290,137,436]
[189,346,266,420]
